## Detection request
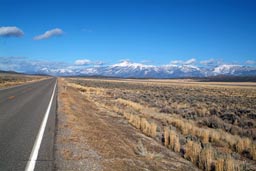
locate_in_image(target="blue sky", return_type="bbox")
[0,0,256,69]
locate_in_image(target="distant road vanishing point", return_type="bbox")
[0,78,57,171]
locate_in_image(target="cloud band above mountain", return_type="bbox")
[1,57,255,77]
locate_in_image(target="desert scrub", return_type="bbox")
[67,78,256,170]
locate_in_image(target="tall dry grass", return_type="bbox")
[163,128,180,153]
[215,158,225,171]
[116,98,144,112]
[235,137,251,153]
[124,113,157,137]
[199,145,214,171]
[184,140,202,165]
[250,143,256,160]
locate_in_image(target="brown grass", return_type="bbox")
[184,140,202,165]
[164,127,170,147]
[250,143,256,160]
[215,158,225,171]
[199,145,214,171]
[66,78,255,171]
[224,156,236,171]
[117,98,144,112]
[0,73,46,88]
[124,113,157,138]
[235,137,251,153]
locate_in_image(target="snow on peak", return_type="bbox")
[112,60,154,68]
[213,64,241,74]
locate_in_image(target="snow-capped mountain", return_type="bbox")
[34,61,256,78]
[212,64,256,76]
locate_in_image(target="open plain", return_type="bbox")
[55,77,256,171]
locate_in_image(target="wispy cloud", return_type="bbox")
[33,28,63,40]
[245,60,256,65]
[0,26,24,37]
[94,61,104,66]
[184,58,196,65]
[74,59,91,65]
[200,58,222,66]
[170,58,196,65]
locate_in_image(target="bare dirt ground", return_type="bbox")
[54,78,198,171]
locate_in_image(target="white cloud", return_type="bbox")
[33,28,63,40]
[0,26,24,37]
[74,59,91,65]
[245,60,256,65]
[170,60,183,65]
[200,58,220,66]
[184,58,196,65]
[170,58,196,65]
[94,61,104,65]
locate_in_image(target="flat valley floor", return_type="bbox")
[54,78,256,171]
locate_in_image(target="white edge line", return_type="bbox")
[25,80,57,171]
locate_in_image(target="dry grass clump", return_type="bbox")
[124,113,157,137]
[215,156,240,171]
[209,130,221,142]
[128,114,141,129]
[67,82,105,96]
[250,143,256,160]
[166,115,255,159]
[215,158,225,171]
[173,135,181,152]
[163,128,180,153]
[199,129,210,144]
[116,98,144,112]
[224,156,240,171]
[150,122,157,137]
[167,117,212,144]
[164,127,170,146]
[235,137,251,153]
[195,106,210,117]
[184,140,202,165]
[199,145,214,171]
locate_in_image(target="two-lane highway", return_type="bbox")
[0,78,57,171]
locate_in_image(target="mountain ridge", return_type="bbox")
[29,61,256,78]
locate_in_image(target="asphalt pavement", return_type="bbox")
[0,78,57,171]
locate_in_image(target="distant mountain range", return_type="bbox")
[28,61,256,78]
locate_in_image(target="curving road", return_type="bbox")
[0,78,57,171]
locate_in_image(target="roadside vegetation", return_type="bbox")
[66,78,256,171]
[0,73,46,88]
